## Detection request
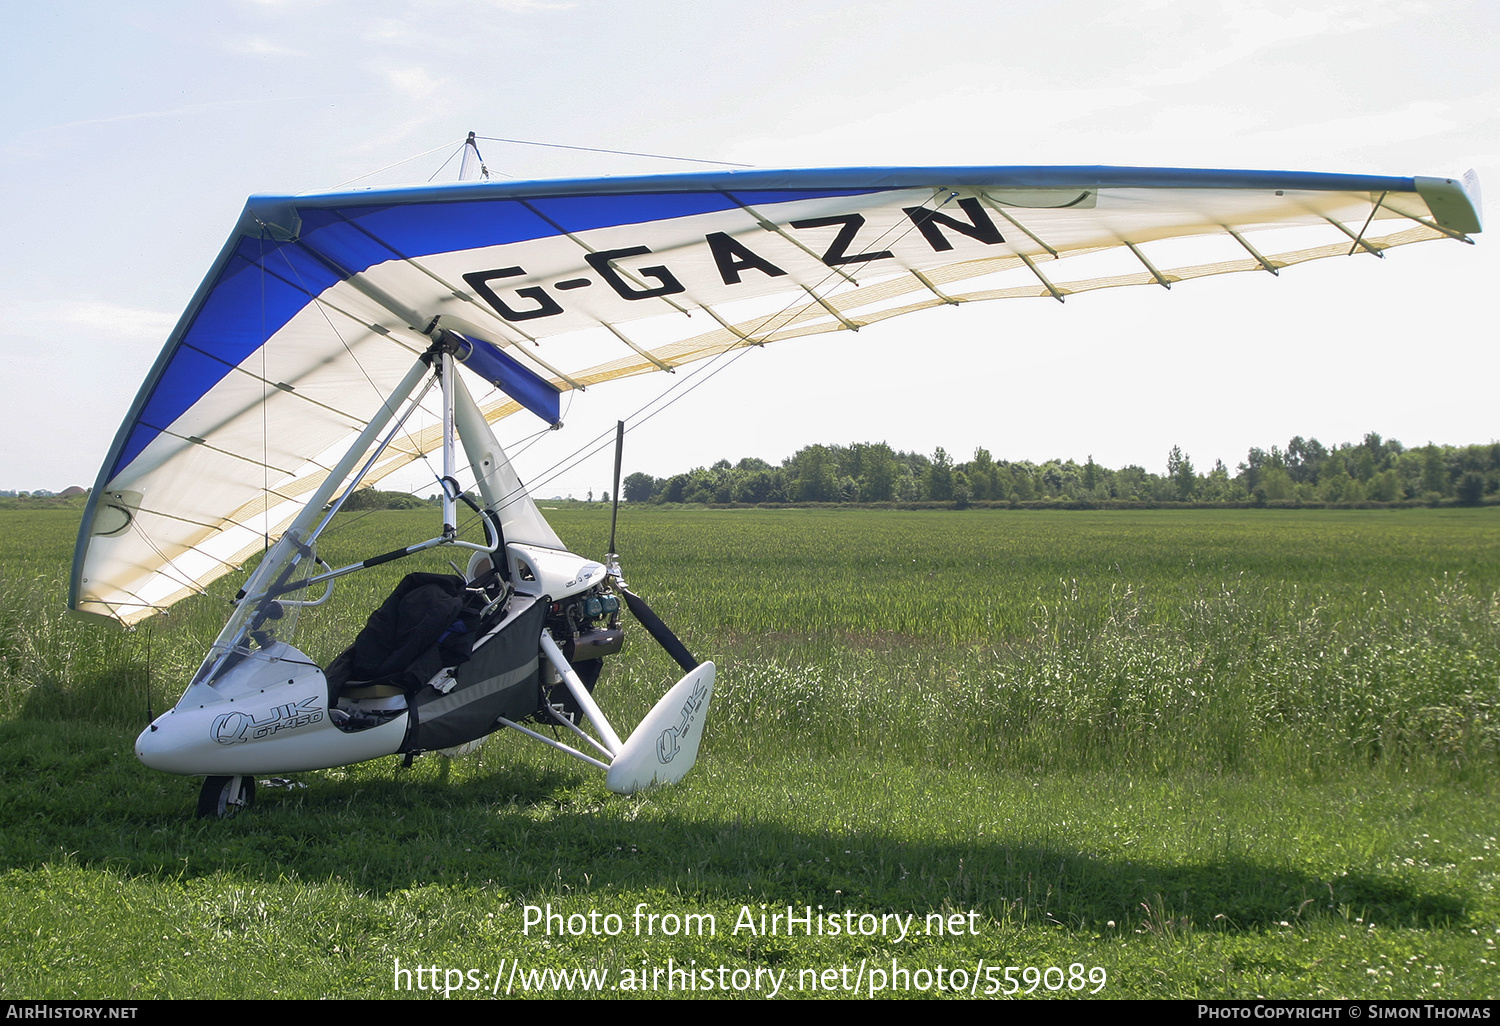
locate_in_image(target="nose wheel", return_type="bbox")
[196,774,256,819]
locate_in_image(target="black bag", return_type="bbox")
[325,573,483,695]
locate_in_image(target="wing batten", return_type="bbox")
[1014,250,1069,302]
[986,201,1062,258]
[1122,242,1174,288]
[1223,226,1282,275]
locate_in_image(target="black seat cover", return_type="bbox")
[325,573,482,694]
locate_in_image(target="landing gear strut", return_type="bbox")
[197,774,255,819]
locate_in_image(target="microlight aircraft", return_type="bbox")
[69,140,1482,816]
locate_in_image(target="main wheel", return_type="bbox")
[196,775,256,819]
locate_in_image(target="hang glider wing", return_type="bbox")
[70,165,1482,625]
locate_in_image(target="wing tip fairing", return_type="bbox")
[1413,174,1484,235]
[242,195,303,242]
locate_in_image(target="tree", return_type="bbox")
[1458,471,1486,506]
[1367,470,1399,503]
[1319,471,1354,503]
[340,488,427,511]
[1259,466,1294,501]
[968,446,997,501]
[1237,447,1271,493]
[896,464,922,501]
[1201,459,1233,501]
[622,472,658,502]
[927,447,954,501]
[662,474,690,503]
[732,469,782,503]
[1167,445,1195,501]
[1009,464,1036,502]
[861,443,898,502]
[1422,444,1447,497]
[682,469,718,504]
[789,445,839,502]
[1286,436,1327,484]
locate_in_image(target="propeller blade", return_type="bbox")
[608,420,624,561]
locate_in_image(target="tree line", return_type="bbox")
[15,433,1494,513]
[621,433,1500,508]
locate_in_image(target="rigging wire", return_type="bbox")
[330,141,463,189]
[332,134,752,193]
[259,230,270,553]
[425,143,465,183]
[476,135,754,169]
[265,242,448,495]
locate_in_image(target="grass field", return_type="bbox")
[1,506,1497,999]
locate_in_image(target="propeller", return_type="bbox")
[604,420,699,673]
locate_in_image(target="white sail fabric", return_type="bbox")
[70,165,1482,625]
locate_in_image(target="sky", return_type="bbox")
[2,0,1496,500]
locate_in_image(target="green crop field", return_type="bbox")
[1,506,1497,999]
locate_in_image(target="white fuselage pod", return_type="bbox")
[134,640,407,775]
[508,543,606,600]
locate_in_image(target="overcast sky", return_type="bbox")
[3,0,1495,498]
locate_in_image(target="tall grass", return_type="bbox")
[4,507,1497,779]
[703,571,1500,777]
